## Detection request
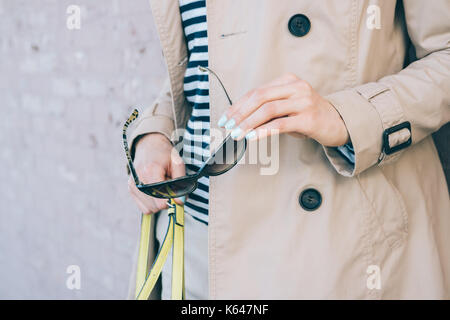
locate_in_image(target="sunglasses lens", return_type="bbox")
[138,176,197,199]
[203,137,246,176]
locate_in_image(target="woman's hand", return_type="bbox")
[128,133,186,215]
[218,73,349,147]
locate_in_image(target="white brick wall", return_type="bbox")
[0,0,167,299]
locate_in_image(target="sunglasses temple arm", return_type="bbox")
[123,109,141,185]
[198,66,233,105]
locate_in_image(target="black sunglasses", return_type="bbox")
[123,67,247,199]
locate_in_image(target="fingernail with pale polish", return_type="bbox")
[245,130,256,140]
[217,115,227,127]
[225,118,236,130]
[231,127,243,139]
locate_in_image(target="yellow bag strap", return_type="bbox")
[135,199,185,300]
[172,199,185,299]
[135,213,152,298]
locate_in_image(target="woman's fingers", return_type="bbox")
[132,162,170,214]
[128,177,168,214]
[218,73,301,129]
[214,73,349,146]
[138,163,166,184]
[169,150,187,205]
[169,148,186,179]
[230,99,304,140]
[129,132,189,214]
[248,115,305,141]
[219,85,294,130]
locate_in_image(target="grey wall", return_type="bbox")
[0,0,167,299]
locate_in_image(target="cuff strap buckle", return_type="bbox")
[382,121,411,155]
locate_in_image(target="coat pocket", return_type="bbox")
[357,166,408,250]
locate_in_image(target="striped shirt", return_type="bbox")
[178,0,355,225]
[179,0,210,225]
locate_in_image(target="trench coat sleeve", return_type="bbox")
[128,77,176,159]
[323,0,450,177]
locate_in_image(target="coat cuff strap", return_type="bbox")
[324,88,383,176]
[354,83,411,165]
[323,82,411,177]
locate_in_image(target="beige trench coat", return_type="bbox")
[128,0,450,299]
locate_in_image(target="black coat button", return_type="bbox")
[288,14,311,37]
[299,188,322,211]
